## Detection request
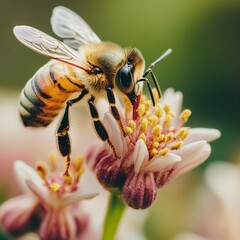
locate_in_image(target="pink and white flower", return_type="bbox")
[86,88,221,209]
[0,156,98,240]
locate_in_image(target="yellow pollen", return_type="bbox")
[139,133,147,142]
[151,148,158,156]
[180,109,192,123]
[128,120,136,131]
[126,126,133,135]
[143,100,152,112]
[170,141,183,150]
[74,156,83,171]
[155,134,165,143]
[35,161,48,179]
[165,132,174,143]
[152,125,162,137]
[140,118,148,132]
[152,88,160,104]
[164,104,171,114]
[49,152,57,172]
[154,106,163,118]
[76,167,84,181]
[159,148,169,156]
[152,141,159,148]
[176,127,190,140]
[163,114,172,127]
[50,183,61,192]
[64,175,73,185]
[123,97,132,112]
[148,115,159,126]
[137,104,146,117]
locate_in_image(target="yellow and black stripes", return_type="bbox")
[19,61,84,127]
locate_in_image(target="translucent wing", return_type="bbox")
[13,25,90,71]
[51,6,101,50]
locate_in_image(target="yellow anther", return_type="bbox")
[137,104,146,117]
[152,88,160,104]
[152,141,159,148]
[76,167,84,181]
[74,156,84,171]
[143,100,152,112]
[139,133,147,142]
[176,127,190,140]
[148,115,159,126]
[159,148,169,156]
[35,161,48,179]
[164,104,171,114]
[165,132,174,143]
[64,175,73,185]
[49,152,57,172]
[155,134,165,143]
[50,183,61,192]
[154,106,163,118]
[152,125,162,137]
[126,126,134,135]
[163,114,172,127]
[140,118,148,132]
[128,120,136,131]
[170,141,183,150]
[180,109,192,123]
[151,148,158,156]
[123,97,132,112]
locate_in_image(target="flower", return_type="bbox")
[86,88,221,209]
[0,155,98,240]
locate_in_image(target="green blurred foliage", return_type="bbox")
[1,0,240,239]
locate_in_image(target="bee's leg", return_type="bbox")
[106,87,126,137]
[137,78,156,106]
[88,96,119,158]
[57,89,89,176]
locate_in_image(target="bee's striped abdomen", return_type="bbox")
[19,61,84,127]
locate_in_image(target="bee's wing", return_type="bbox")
[51,6,101,50]
[13,25,90,71]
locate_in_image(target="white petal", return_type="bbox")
[14,160,45,194]
[184,128,221,145]
[205,162,240,205]
[174,143,211,177]
[145,153,181,172]
[130,139,149,174]
[25,179,49,204]
[62,191,99,207]
[161,88,183,118]
[103,112,127,157]
[173,232,209,240]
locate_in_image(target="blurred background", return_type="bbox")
[0,0,240,239]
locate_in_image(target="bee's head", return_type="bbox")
[116,48,145,105]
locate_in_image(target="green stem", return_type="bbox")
[102,193,127,240]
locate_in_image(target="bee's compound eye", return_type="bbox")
[116,62,134,94]
[89,66,103,74]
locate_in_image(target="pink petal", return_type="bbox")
[173,143,211,177]
[145,153,181,172]
[0,195,38,236]
[25,179,49,206]
[130,139,149,174]
[103,113,127,157]
[14,160,44,194]
[184,128,221,145]
[161,88,183,119]
[62,191,99,207]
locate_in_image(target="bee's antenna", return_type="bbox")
[137,78,155,106]
[143,49,172,99]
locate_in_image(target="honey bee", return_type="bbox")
[14,6,171,175]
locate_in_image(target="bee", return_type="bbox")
[14,6,171,175]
